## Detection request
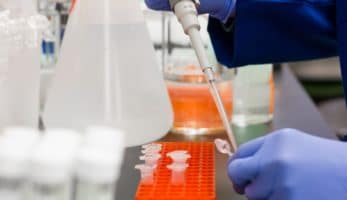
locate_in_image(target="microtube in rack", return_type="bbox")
[135,142,216,200]
[135,164,155,185]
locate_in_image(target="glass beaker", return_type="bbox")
[164,50,233,135]
[232,64,275,127]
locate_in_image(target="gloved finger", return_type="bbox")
[228,156,260,194]
[233,184,246,194]
[145,0,171,11]
[244,171,274,200]
[230,136,265,162]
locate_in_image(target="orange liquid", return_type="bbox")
[167,80,233,133]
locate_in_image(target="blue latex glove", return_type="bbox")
[228,129,347,200]
[145,0,236,23]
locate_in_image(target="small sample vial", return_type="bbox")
[135,164,155,185]
[0,127,39,200]
[167,163,189,185]
[75,147,123,200]
[42,129,82,155]
[29,136,78,200]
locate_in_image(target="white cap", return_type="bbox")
[2,127,40,148]
[142,143,162,150]
[43,129,82,156]
[85,126,125,154]
[0,127,40,179]
[30,143,75,184]
[75,147,123,184]
[167,151,191,163]
[141,143,162,155]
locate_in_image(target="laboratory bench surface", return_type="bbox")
[115,66,336,200]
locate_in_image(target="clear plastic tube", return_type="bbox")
[75,146,123,200]
[135,164,155,185]
[167,163,189,185]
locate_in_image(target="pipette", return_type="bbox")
[169,0,237,152]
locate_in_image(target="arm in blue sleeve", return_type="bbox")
[208,0,337,68]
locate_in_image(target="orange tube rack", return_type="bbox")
[135,142,216,200]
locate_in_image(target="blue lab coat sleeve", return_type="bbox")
[208,0,347,98]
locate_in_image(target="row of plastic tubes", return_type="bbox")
[135,144,191,185]
[0,126,125,200]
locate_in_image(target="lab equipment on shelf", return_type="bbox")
[43,0,173,147]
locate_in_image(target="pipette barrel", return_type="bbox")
[170,0,238,151]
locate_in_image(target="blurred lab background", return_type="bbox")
[36,0,346,137]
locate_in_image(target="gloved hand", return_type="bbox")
[145,0,236,23]
[228,129,347,200]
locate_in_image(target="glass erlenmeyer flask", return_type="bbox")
[43,0,173,146]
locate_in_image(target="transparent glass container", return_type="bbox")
[232,64,275,127]
[165,57,233,135]
[162,12,233,135]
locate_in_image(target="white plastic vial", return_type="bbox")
[0,127,40,200]
[75,146,124,200]
[29,138,78,200]
[85,126,125,152]
[42,129,82,156]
